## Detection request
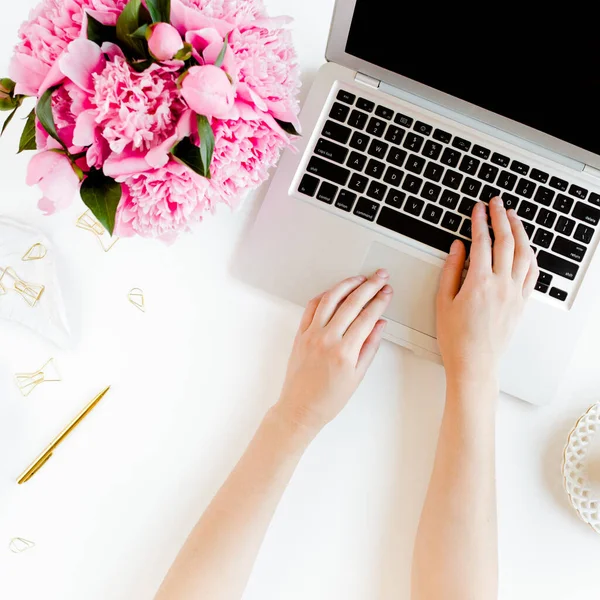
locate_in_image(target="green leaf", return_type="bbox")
[173,42,193,62]
[131,24,149,39]
[116,0,149,59]
[196,115,214,178]
[36,86,67,150]
[275,119,301,136]
[147,0,171,23]
[0,98,16,111]
[1,105,19,136]
[171,137,205,178]
[87,13,118,46]
[214,34,229,68]
[80,169,122,236]
[18,109,37,153]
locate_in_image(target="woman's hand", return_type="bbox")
[276,270,394,435]
[437,196,539,387]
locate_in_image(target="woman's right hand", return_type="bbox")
[436,196,539,387]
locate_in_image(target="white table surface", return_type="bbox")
[1,1,600,598]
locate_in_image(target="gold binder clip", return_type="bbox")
[0,267,45,307]
[15,358,61,397]
[128,288,145,312]
[22,243,47,261]
[9,538,36,554]
[76,210,119,252]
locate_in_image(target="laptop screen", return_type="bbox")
[345,2,600,158]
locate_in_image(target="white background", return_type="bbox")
[1,1,600,598]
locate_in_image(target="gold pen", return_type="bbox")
[17,386,111,484]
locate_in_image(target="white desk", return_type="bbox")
[1,1,599,598]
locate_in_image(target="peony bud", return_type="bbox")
[148,23,185,62]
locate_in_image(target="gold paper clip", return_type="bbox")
[9,538,35,554]
[22,243,47,261]
[0,267,45,307]
[15,358,61,397]
[76,210,119,252]
[128,288,145,312]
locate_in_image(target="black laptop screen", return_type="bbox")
[345,3,600,157]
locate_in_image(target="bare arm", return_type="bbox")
[154,270,394,600]
[412,197,538,600]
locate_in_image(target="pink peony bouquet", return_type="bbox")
[1,0,300,241]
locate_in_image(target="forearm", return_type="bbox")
[155,405,314,600]
[412,375,499,600]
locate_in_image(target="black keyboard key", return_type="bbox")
[556,216,575,236]
[461,177,482,198]
[538,272,553,286]
[367,180,387,201]
[315,138,349,164]
[530,168,549,183]
[536,208,557,229]
[422,140,442,160]
[550,176,568,192]
[516,178,536,199]
[349,131,369,151]
[421,182,441,202]
[460,219,472,238]
[441,147,461,168]
[337,89,356,104]
[459,155,480,175]
[347,151,367,172]
[368,139,389,160]
[348,109,369,130]
[533,228,553,249]
[510,160,529,176]
[523,221,535,238]
[459,197,477,216]
[538,251,579,280]
[502,193,519,210]
[403,133,424,153]
[423,162,444,183]
[385,189,405,209]
[317,181,338,204]
[441,211,462,232]
[366,117,387,137]
[433,129,452,144]
[335,189,356,212]
[440,189,460,210]
[452,137,471,152]
[572,201,600,225]
[478,164,499,183]
[387,147,407,168]
[498,170,517,191]
[354,197,379,221]
[365,158,385,179]
[574,223,594,244]
[554,193,574,214]
[394,113,413,127]
[568,184,588,200]
[348,173,368,194]
[322,120,351,144]
[406,154,426,174]
[378,206,467,253]
[383,166,404,187]
[535,282,549,293]
[384,125,405,145]
[442,169,463,190]
[517,200,537,221]
[414,121,432,136]
[589,192,600,206]
[402,174,423,195]
[404,196,425,217]
[356,98,374,112]
[553,236,587,262]
[491,152,510,168]
[549,287,568,301]
[423,203,443,224]
[480,185,500,203]
[329,102,350,123]
[534,186,555,206]
[472,144,491,159]
[298,174,319,197]
[307,157,350,186]
[375,105,394,120]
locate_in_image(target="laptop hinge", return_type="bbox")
[355,72,380,89]
[583,164,600,179]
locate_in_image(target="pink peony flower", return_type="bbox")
[148,23,185,61]
[180,65,234,118]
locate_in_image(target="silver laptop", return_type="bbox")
[234,1,600,405]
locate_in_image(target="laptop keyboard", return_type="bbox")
[296,88,600,305]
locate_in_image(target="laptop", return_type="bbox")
[234,1,600,405]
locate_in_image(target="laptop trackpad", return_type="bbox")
[361,242,441,338]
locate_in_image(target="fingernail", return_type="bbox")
[357,275,367,282]
[381,284,393,294]
[492,196,503,207]
[376,268,389,279]
[449,239,460,255]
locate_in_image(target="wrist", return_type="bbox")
[265,402,320,451]
[445,369,499,409]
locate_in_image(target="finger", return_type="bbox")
[298,293,323,334]
[312,275,367,328]
[489,196,515,276]
[328,269,390,335]
[437,239,467,304]
[507,209,532,283]
[468,202,493,275]
[344,285,393,353]
[522,250,539,299]
[357,319,387,373]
